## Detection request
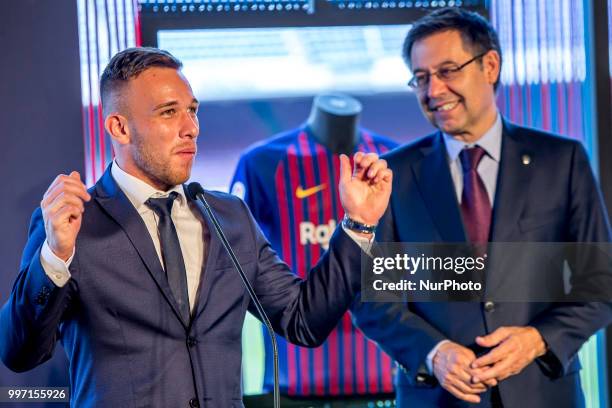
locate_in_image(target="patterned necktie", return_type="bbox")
[146,192,190,322]
[459,146,492,244]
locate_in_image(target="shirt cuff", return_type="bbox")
[426,339,450,374]
[342,225,375,255]
[40,240,74,287]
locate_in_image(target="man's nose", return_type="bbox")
[426,73,448,99]
[181,112,199,139]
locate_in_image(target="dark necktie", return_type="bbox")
[146,192,190,322]
[459,146,492,244]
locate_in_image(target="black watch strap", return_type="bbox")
[342,215,377,234]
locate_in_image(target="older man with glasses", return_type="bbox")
[351,7,612,408]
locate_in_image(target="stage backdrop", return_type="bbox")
[0,0,608,407]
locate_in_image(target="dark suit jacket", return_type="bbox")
[0,166,363,407]
[352,120,612,407]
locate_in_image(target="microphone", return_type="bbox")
[187,182,280,408]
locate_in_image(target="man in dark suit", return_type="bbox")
[0,47,392,407]
[352,8,612,407]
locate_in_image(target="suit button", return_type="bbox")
[187,337,197,347]
[189,398,199,407]
[484,301,495,312]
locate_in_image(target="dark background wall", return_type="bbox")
[0,0,83,400]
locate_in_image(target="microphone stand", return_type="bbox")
[189,184,280,408]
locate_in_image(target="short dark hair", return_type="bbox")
[100,47,183,110]
[403,8,502,90]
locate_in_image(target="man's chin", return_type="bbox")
[171,174,191,186]
[159,169,191,188]
[426,115,461,134]
[170,163,193,184]
[435,121,465,136]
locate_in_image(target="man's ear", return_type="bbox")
[482,50,501,87]
[105,113,130,145]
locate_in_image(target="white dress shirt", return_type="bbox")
[425,113,503,373]
[40,161,371,313]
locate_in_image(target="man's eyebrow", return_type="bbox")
[412,59,461,72]
[153,98,199,111]
[153,101,178,111]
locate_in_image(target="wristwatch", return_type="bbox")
[342,214,377,234]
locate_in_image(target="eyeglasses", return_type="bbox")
[407,51,490,90]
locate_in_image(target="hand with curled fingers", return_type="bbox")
[41,171,91,261]
[470,326,547,383]
[339,152,393,228]
[432,341,498,404]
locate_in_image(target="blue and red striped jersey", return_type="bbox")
[230,126,398,397]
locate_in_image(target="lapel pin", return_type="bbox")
[522,154,531,165]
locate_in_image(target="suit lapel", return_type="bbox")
[489,121,533,241]
[411,133,467,242]
[94,167,190,328]
[485,121,534,295]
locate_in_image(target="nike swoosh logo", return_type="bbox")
[296,184,327,199]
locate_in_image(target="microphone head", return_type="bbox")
[187,182,205,201]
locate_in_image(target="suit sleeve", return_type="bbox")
[0,208,75,372]
[530,142,612,377]
[350,206,447,381]
[239,198,363,347]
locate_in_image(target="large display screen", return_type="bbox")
[158,24,411,101]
